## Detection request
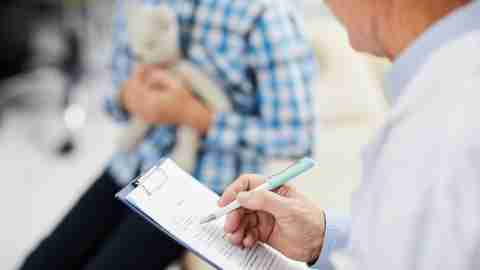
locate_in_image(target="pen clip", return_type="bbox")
[133,165,169,196]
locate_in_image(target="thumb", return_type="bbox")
[237,190,291,218]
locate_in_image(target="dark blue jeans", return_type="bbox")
[19,170,185,270]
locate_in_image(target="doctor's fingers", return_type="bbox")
[224,207,258,234]
[227,213,259,247]
[236,189,295,219]
[243,228,260,248]
[224,207,246,234]
[218,174,266,208]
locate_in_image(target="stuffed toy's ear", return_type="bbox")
[127,4,180,64]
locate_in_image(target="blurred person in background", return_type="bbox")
[219,0,480,269]
[19,0,316,269]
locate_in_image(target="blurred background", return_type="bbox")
[0,0,389,269]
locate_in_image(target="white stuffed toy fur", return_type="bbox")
[117,4,231,172]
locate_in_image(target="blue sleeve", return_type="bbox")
[104,0,133,123]
[311,210,352,269]
[202,6,316,159]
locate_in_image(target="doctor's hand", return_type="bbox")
[219,174,326,264]
[121,65,212,135]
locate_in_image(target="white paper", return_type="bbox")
[126,159,308,270]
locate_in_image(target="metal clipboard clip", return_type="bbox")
[132,163,169,196]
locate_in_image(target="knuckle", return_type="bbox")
[234,175,251,191]
[238,174,255,183]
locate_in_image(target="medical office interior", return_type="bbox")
[0,0,390,269]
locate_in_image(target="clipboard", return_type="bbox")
[116,159,222,270]
[116,159,309,270]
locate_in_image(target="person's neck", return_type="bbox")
[379,0,471,61]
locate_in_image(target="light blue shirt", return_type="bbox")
[313,1,480,268]
[384,0,480,103]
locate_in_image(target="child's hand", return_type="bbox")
[121,65,213,135]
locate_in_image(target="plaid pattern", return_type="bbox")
[106,0,317,193]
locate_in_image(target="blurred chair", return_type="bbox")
[0,0,86,155]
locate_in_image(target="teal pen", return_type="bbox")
[199,157,316,224]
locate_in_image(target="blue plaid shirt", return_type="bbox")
[106,0,316,193]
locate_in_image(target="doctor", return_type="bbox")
[220,0,480,269]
